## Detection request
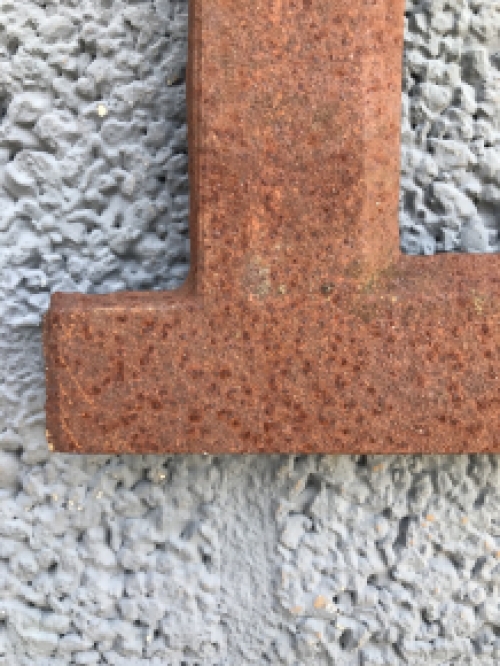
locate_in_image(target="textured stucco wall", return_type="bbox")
[0,0,500,664]
[401,0,500,254]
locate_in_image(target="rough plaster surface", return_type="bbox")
[401,0,500,254]
[0,0,500,664]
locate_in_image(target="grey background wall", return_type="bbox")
[0,0,499,664]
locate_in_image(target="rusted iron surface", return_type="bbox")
[44,0,500,454]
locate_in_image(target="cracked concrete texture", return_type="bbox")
[0,0,499,664]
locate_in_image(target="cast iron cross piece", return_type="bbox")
[44,0,500,454]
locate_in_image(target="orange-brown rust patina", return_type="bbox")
[44,0,500,455]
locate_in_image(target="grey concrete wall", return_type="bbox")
[401,0,500,254]
[0,0,499,664]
